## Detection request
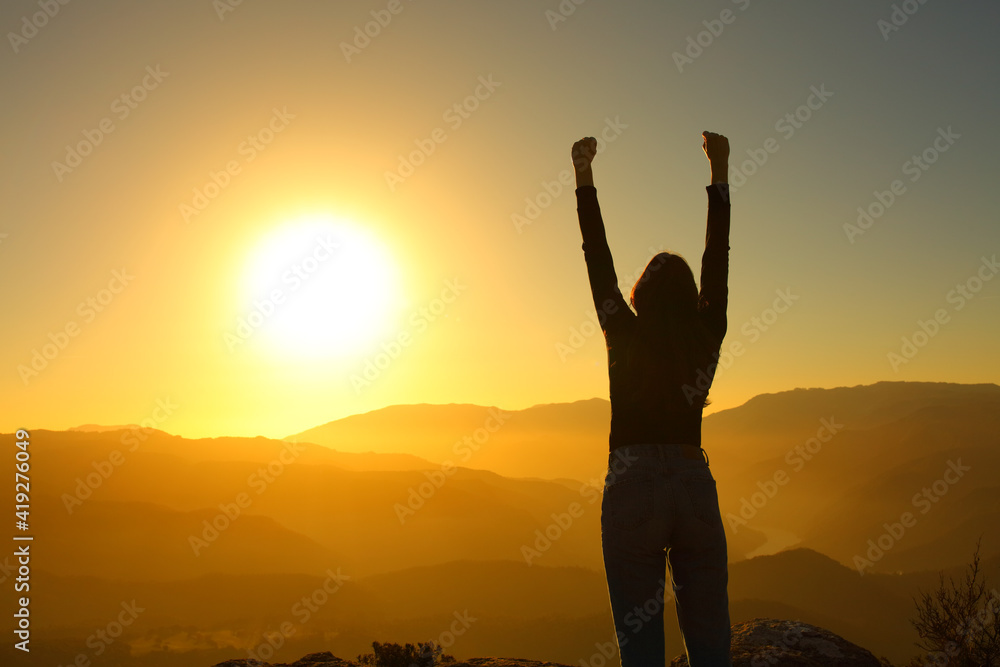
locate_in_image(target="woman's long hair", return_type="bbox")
[628,252,715,410]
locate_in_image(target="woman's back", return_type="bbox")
[574,179,731,451]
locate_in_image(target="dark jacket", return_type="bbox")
[575,183,731,450]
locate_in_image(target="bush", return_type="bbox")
[906,537,1000,666]
[355,640,454,667]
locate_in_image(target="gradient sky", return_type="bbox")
[3,0,998,439]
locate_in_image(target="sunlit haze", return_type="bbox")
[3,0,998,439]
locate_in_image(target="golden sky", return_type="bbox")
[3,0,998,438]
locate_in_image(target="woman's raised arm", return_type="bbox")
[699,131,732,341]
[573,137,630,334]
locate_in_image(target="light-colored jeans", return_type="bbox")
[601,443,732,667]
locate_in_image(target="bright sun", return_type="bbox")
[240,214,401,359]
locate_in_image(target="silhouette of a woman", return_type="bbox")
[572,132,733,666]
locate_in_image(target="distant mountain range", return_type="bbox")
[2,380,997,666]
[69,423,143,432]
[287,381,1000,572]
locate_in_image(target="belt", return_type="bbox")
[677,444,709,464]
[613,443,711,465]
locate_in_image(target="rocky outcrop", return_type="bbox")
[429,662,573,667]
[670,618,886,666]
[213,653,356,667]
[212,653,574,667]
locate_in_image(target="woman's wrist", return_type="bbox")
[710,165,728,184]
[576,168,594,188]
